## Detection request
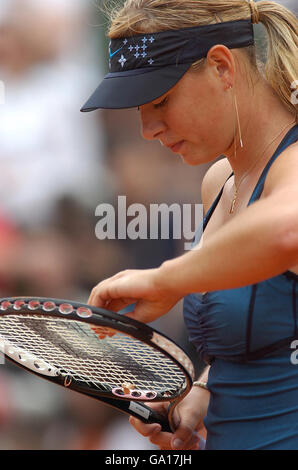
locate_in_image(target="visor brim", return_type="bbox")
[80,63,191,111]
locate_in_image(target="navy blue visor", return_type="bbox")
[81,19,254,111]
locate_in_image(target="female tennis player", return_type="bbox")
[82,0,298,450]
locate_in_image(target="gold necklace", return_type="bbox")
[229,119,296,214]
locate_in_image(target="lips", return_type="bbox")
[167,140,185,153]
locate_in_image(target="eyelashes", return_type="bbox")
[153,96,168,109]
[137,96,168,112]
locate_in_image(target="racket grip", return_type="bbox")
[146,407,172,433]
[128,401,172,432]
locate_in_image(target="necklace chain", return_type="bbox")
[229,119,296,214]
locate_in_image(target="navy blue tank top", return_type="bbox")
[183,124,298,449]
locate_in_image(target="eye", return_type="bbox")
[153,96,168,109]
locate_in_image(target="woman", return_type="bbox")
[81,0,298,450]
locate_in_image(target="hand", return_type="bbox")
[88,267,182,324]
[129,387,208,450]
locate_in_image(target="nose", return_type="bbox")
[139,106,166,141]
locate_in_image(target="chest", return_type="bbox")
[184,277,296,361]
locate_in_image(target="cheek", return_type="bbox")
[192,90,234,146]
[171,92,216,138]
[166,106,203,138]
[166,87,234,151]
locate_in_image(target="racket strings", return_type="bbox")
[0,315,186,397]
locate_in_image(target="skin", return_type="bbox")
[128,367,210,450]
[88,45,298,449]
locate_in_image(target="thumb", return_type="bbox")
[170,410,200,450]
[124,303,154,324]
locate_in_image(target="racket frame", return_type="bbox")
[0,297,195,431]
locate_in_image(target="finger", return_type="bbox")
[88,282,113,308]
[171,431,201,450]
[88,269,139,307]
[124,304,154,324]
[89,279,132,309]
[149,431,173,449]
[129,416,162,437]
[169,409,199,449]
[106,298,137,313]
[129,415,173,449]
[88,285,102,307]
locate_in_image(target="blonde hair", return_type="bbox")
[102,0,298,118]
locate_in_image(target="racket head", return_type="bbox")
[0,297,195,404]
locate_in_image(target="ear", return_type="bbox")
[206,45,235,88]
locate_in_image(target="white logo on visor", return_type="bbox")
[118,55,127,67]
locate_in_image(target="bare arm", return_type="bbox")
[159,144,298,297]
[88,145,298,322]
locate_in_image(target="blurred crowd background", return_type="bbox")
[0,0,296,450]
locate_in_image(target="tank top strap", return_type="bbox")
[248,124,298,205]
[194,124,298,244]
[191,169,233,246]
[202,171,233,230]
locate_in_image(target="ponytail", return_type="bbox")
[256,1,298,118]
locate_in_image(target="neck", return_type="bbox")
[225,78,296,189]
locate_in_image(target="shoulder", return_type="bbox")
[201,157,233,214]
[263,141,298,197]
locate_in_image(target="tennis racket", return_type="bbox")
[0,297,195,433]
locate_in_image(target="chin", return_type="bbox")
[180,157,201,166]
[180,152,211,166]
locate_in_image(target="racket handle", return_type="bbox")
[85,393,173,432]
[131,402,207,449]
[146,406,172,433]
[128,401,172,432]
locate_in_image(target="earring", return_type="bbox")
[233,90,243,149]
[228,85,243,159]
